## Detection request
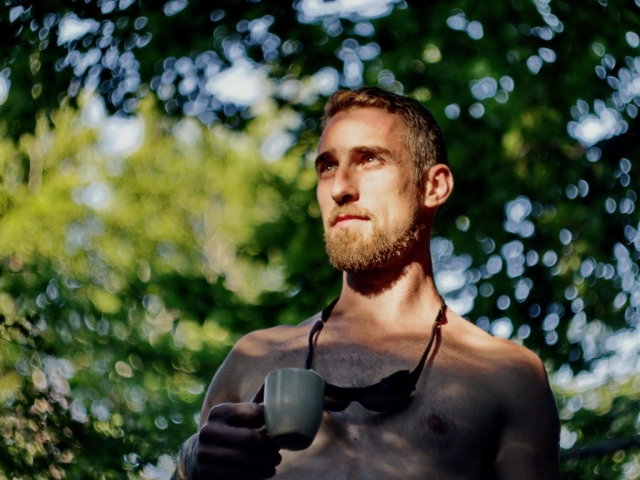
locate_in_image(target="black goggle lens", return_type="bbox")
[323,370,415,413]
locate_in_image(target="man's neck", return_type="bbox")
[334,257,442,332]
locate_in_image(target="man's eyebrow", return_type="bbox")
[314,145,395,168]
[350,145,393,159]
[314,150,335,168]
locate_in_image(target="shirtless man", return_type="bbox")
[172,87,561,479]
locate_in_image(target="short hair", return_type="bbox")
[321,86,448,184]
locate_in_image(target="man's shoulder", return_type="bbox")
[485,332,547,384]
[231,311,322,358]
[217,315,317,383]
[448,314,550,394]
[200,311,322,412]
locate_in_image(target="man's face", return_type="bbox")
[315,107,426,272]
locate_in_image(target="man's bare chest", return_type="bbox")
[260,338,501,479]
[274,381,499,479]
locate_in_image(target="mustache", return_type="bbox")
[328,205,373,225]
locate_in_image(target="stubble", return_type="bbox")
[324,205,427,272]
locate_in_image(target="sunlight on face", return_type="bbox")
[324,203,425,272]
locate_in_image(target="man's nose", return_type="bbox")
[331,165,359,205]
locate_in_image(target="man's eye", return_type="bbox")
[365,156,377,163]
[318,163,335,173]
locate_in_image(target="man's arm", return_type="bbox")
[171,331,282,480]
[171,434,200,480]
[493,348,561,480]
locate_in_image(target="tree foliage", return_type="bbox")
[2,0,640,478]
[0,95,324,478]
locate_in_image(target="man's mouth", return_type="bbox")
[331,214,369,227]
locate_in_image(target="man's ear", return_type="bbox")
[422,164,454,209]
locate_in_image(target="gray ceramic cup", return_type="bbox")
[263,368,325,451]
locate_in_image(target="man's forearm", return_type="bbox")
[171,433,200,480]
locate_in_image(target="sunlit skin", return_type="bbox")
[187,107,561,480]
[316,108,430,278]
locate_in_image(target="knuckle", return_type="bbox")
[207,402,233,419]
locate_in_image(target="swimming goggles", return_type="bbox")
[304,297,446,413]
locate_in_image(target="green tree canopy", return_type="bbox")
[1,1,640,479]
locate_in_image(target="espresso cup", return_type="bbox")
[263,368,325,451]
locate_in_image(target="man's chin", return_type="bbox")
[329,253,406,273]
[324,216,425,272]
[325,243,397,272]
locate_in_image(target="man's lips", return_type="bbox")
[331,214,369,227]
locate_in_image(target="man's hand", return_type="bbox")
[197,402,282,480]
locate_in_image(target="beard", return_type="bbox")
[324,204,427,272]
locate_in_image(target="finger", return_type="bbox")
[206,402,266,429]
[198,446,281,479]
[198,464,278,480]
[198,445,281,468]
[199,422,280,453]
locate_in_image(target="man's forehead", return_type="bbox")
[322,106,400,128]
[318,108,406,154]
[321,108,403,140]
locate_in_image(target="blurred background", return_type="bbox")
[1,0,639,478]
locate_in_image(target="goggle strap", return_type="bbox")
[410,296,447,383]
[305,297,339,370]
[305,296,446,380]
